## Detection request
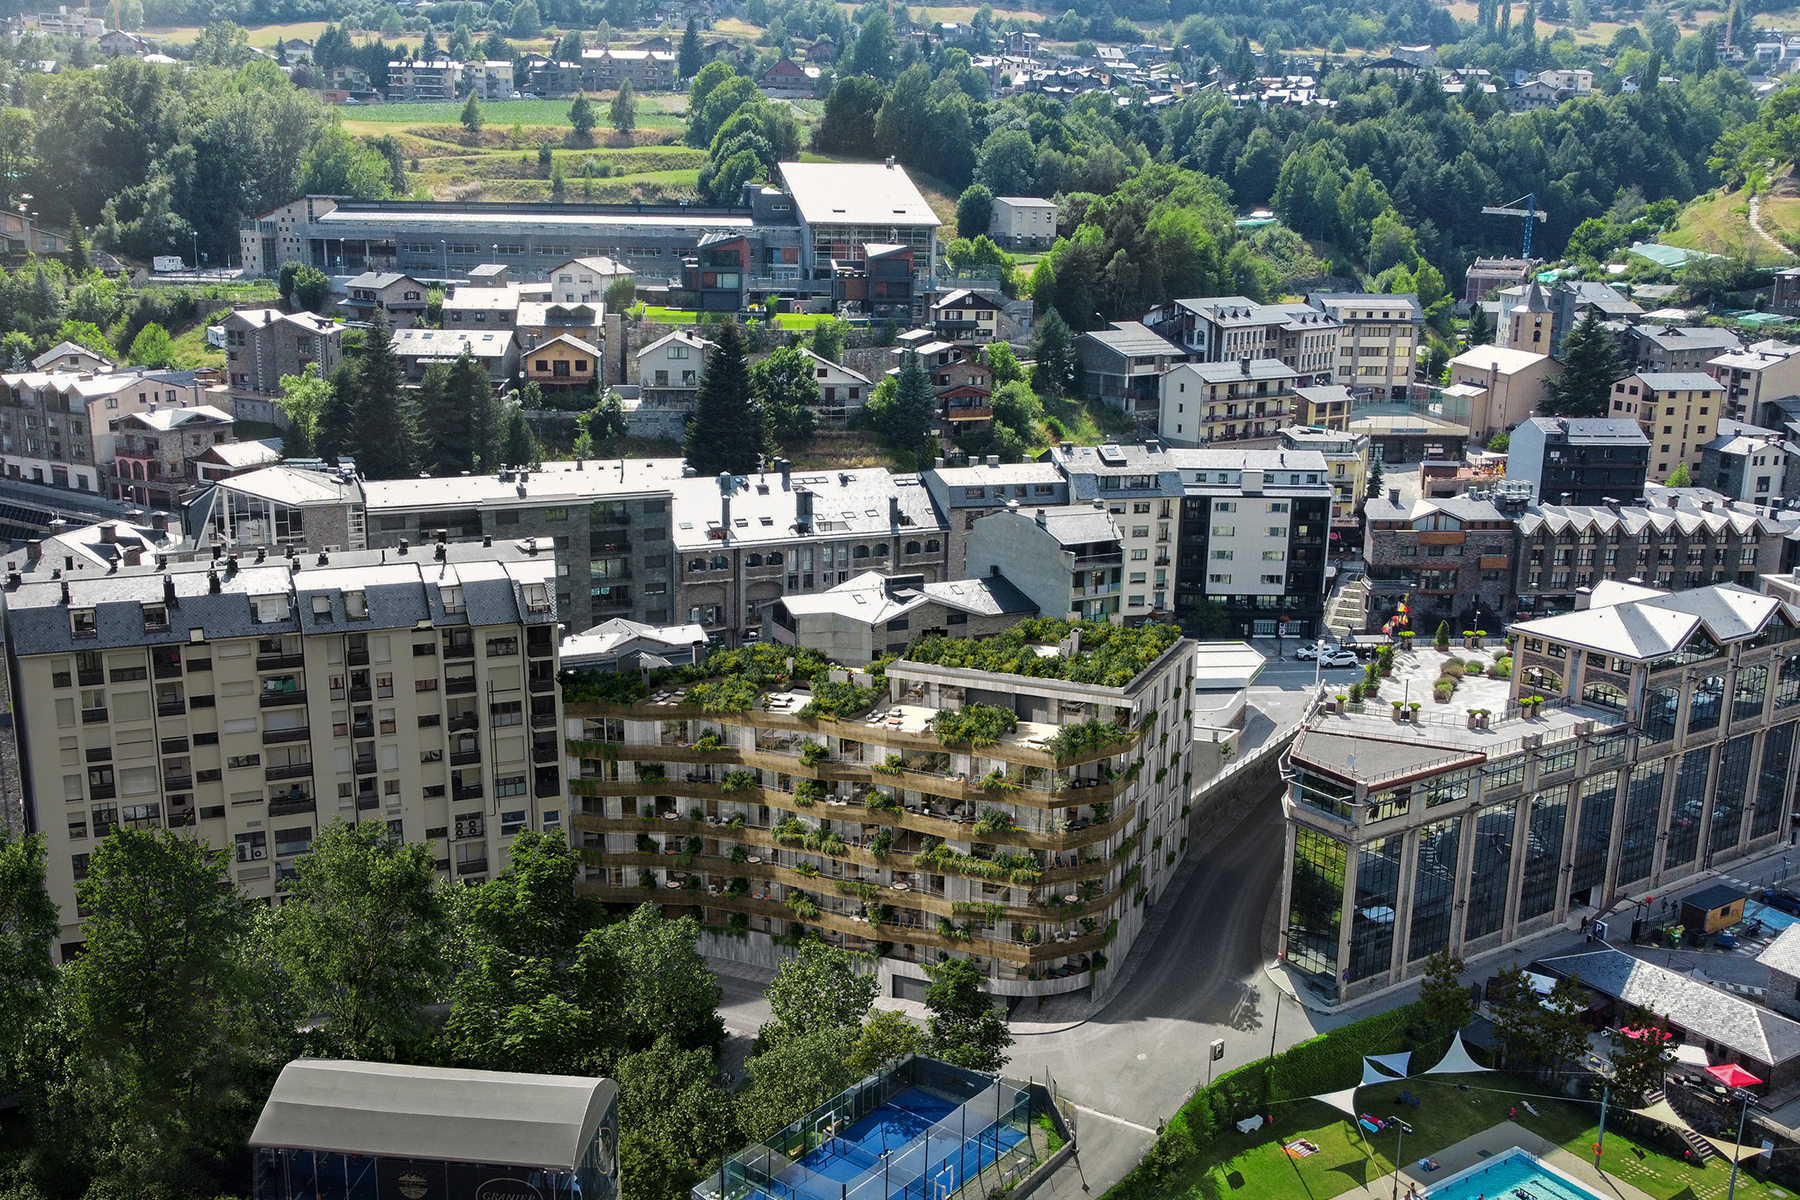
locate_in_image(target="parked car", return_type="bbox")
[1295,642,1331,660]
[1320,649,1360,668]
[1761,888,1800,916]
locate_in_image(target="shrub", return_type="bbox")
[837,879,881,900]
[978,769,1022,792]
[793,778,828,806]
[688,677,760,712]
[720,769,757,792]
[933,703,1018,747]
[798,679,882,718]
[799,740,829,766]
[974,806,1015,834]
[1492,655,1514,679]
[559,669,647,704]
[694,732,725,752]
[1440,661,1466,680]
[788,892,821,919]
[1047,718,1130,762]
[634,833,656,853]
[870,830,894,857]
[872,753,904,775]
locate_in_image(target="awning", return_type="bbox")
[1707,1063,1763,1089]
[1367,1051,1412,1077]
[1674,1044,1709,1067]
[1310,1086,1362,1119]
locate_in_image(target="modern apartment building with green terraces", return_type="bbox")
[563,619,1200,1000]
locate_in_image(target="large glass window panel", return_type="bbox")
[1643,684,1681,743]
[1348,836,1403,982]
[1570,771,1620,895]
[1518,787,1570,920]
[1710,735,1755,856]
[1465,802,1518,940]
[1295,770,1354,821]
[1689,675,1725,734]
[1617,761,1664,885]
[1286,826,1347,980]
[1735,665,1769,723]
[1665,748,1712,871]
[1408,818,1461,963]
[1778,652,1800,710]
[1754,723,1796,840]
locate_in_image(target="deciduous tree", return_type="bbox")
[1417,951,1473,1039]
[751,344,820,448]
[922,957,1012,1072]
[1608,1006,1675,1103]
[601,904,724,1052]
[847,1008,919,1078]
[570,93,597,140]
[0,830,58,1099]
[276,361,331,458]
[760,941,876,1047]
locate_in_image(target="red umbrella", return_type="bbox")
[1619,1026,1671,1042]
[1706,1063,1763,1089]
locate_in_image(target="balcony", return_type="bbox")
[531,710,557,730]
[89,784,116,800]
[86,747,112,762]
[446,678,478,695]
[82,707,108,724]
[529,675,555,694]
[943,406,993,423]
[162,774,193,791]
[527,639,554,659]
[450,749,481,767]
[77,668,104,686]
[356,793,379,810]
[349,685,372,702]
[268,794,316,817]
[447,713,479,732]
[347,648,370,666]
[456,858,488,876]
[443,644,476,659]
[453,783,484,801]
[263,727,310,744]
[533,741,559,764]
[535,774,562,799]
[154,700,185,717]
[153,662,183,679]
[260,690,307,708]
[1071,551,1124,568]
[351,721,374,739]
[265,762,314,782]
[256,652,305,670]
[353,755,377,775]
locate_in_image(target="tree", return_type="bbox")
[851,5,897,78]
[509,0,541,37]
[1537,976,1592,1082]
[812,75,886,156]
[990,379,1043,448]
[986,340,1023,388]
[1417,951,1473,1039]
[291,264,332,313]
[1030,309,1078,397]
[318,363,361,465]
[1465,304,1494,347]
[810,315,847,363]
[679,16,703,80]
[462,92,484,134]
[847,1008,919,1078]
[683,321,764,475]
[956,182,994,239]
[751,344,821,447]
[66,210,88,273]
[52,319,114,359]
[761,941,876,1047]
[1486,964,1546,1069]
[1665,460,1692,486]
[1487,431,1510,452]
[922,957,1012,1072]
[1543,309,1625,418]
[884,349,938,454]
[614,1035,737,1197]
[600,904,724,1051]
[611,79,638,135]
[586,389,630,453]
[69,829,255,1141]
[502,406,541,468]
[126,322,177,368]
[738,1027,859,1141]
[353,311,418,480]
[570,93,597,140]
[1366,455,1384,502]
[271,821,449,1059]
[1608,1007,1675,1103]
[277,362,332,458]
[605,276,637,312]
[0,830,58,1099]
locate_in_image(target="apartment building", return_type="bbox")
[565,621,1197,1000]
[385,59,462,101]
[1168,448,1333,638]
[213,309,344,397]
[340,272,429,328]
[1626,325,1744,375]
[987,196,1058,249]
[1516,490,1794,613]
[1283,581,1800,1003]
[576,47,678,90]
[920,461,1066,578]
[931,289,1005,344]
[190,464,369,554]
[1295,384,1353,430]
[1364,489,1520,633]
[1075,322,1188,426]
[390,329,519,385]
[1617,372,1727,481]
[1280,426,1371,538]
[1464,256,1537,305]
[965,504,1126,622]
[767,570,1036,664]
[6,540,563,958]
[0,370,102,492]
[1441,345,1558,441]
[112,405,237,510]
[1156,358,1299,446]
[1140,297,1340,385]
[1304,292,1424,399]
[1507,416,1651,505]
[1052,442,1182,620]
[1708,343,1800,424]
[443,284,522,330]
[1700,428,1793,505]
[542,256,633,304]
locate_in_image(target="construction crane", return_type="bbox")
[1481,192,1549,259]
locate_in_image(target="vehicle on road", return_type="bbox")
[1761,888,1800,916]
[1295,643,1344,660]
[1319,649,1360,668]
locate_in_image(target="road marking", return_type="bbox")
[1070,1104,1158,1135]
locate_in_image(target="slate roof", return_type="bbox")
[1517,492,1795,540]
[777,569,1036,624]
[1758,924,1800,978]
[1535,947,1800,1068]
[1634,325,1745,351]
[1636,372,1724,391]
[670,468,946,552]
[1518,416,1650,446]
[250,1059,615,1170]
[344,271,414,290]
[1080,321,1185,357]
[1510,582,1797,661]
[391,328,514,360]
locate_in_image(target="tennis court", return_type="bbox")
[713,1060,1036,1200]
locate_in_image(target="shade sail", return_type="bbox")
[1707,1063,1763,1088]
[1361,1060,1394,1086]
[1311,1087,1362,1119]
[1367,1052,1413,1077]
[1422,1031,1490,1075]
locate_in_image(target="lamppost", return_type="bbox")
[1726,1086,1757,1200]
[1391,1120,1407,1200]
[1313,638,1327,691]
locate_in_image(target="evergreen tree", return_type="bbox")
[1465,304,1493,347]
[414,362,457,474]
[318,362,361,464]
[352,311,418,480]
[682,321,765,475]
[1417,951,1473,1038]
[886,350,938,453]
[1543,309,1624,418]
[1029,309,1078,397]
[610,79,637,135]
[1366,454,1384,501]
[570,93,597,140]
[679,16,703,80]
[502,407,541,468]
[1665,460,1692,487]
[461,92,484,134]
[66,211,88,274]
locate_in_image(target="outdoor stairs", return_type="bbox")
[1324,576,1370,640]
[1645,1091,1718,1163]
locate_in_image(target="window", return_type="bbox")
[491,700,523,726]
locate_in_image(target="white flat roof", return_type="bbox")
[777,161,940,228]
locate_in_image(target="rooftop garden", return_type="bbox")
[901,618,1182,688]
[561,644,896,715]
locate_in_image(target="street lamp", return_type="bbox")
[1313,638,1327,691]
[1726,1086,1756,1200]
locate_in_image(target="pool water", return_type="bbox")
[1424,1150,1605,1200]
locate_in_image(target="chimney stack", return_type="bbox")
[889,495,901,524]
[99,523,116,544]
[778,458,791,489]
[986,454,999,468]
[207,569,221,593]
[1575,586,1594,611]
[150,511,167,533]
[1035,508,1048,528]
[795,487,813,526]
[25,539,40,563]
[163,574,176,605]
[1388,488,1399,505]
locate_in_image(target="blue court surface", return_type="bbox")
[765,1086,1028,1200]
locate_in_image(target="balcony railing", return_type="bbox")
[1071,552,1123,568]
[529,675,556,694]
[347,648,370,666]
[447,714,479,732]
[89,784,116,800]
[447,678,478,695]
[444,644,476,659]
[456,858,488,876]
[353,755,377,775]
[261,690,307,708]
[349,686,372,702]
[157,701,186,717]
[256,652,305,670]
[452,783,484,801]
[268,795,316,817]
[266,762,314,782]
[450,749,481,767]
[263,727,310,745]
[162,775,193,791]
[82,707,108,724]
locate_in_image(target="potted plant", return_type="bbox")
[1392,699,1406,721]
[1467,707,1481,729]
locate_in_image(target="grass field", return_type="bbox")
[339,93,685,127]
[1664,183,1800,262]
[1156,1076,1792,1200]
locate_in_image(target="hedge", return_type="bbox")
[1105,1002,1448,1200]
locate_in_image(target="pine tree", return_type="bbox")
[1543,309,1624,418]
[1465,304,1493,347]
[501,407,540,468]
[679,16,703,80]
[888,351,938,453]
[66,211,88,274]
[461,91,483,134]
[570,92,596,140]
[682,322,765,475]
[318,362,361,465]
[610,78,637,135]
[415,362,459,475]
[1366,455,1384,501]
[352,311,418,480]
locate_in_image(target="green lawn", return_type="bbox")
[1149,1076,1793,1200]
[637,308,836,330]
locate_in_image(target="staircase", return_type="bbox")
[1325,576,1371,640]
[1645,1091,1718,1164]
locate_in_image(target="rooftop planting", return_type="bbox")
[562,643,897,714]
[901,618,1182,687]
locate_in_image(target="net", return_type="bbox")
[833,1139,880,1172]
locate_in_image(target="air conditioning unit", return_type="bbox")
[251,847,266,859]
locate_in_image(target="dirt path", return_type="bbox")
[1748,192,1791,256]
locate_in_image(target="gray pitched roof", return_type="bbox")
[1536,947,1800,1067]
[1510,582,1796,661]
[250,1059,615,1170]
[1759,924,1800,978]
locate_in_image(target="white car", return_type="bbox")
[1294,643,1331,660]
[1319,649,1360,668]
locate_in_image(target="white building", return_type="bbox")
[988,196,1058,249]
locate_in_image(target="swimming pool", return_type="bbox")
[1423,1148,1606,1200]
